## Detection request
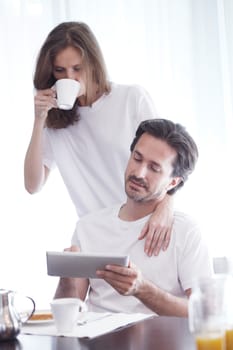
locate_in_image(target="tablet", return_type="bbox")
[46,251,129,279]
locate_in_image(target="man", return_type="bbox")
[55,119,213,317]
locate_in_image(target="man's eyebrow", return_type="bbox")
[151,161,162,169]
[134,150,161,167]
[133,150,142,156]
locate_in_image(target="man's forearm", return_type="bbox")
[134,279,188,317]
[54,277,89,301]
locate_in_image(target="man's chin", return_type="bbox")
[126,192,145,202]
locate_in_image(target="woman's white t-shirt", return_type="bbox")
[42,83,158,217]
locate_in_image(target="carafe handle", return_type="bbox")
[13,293,36,323]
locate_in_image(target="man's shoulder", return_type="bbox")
[173,211,200,233]
[172,211,205,253]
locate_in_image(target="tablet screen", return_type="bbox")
[46,251,129,279]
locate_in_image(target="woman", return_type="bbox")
[24,21,173,256]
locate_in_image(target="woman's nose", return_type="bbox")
[65,70,76,80]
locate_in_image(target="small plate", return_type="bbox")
[26,310,54,324]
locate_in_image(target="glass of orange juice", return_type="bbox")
[224,274,233,350]
[195,332,225,350]
[226,328,233,350]
[188,275,232,350]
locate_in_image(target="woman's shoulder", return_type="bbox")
[110,81,150,96]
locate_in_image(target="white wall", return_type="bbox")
[1,0,233,309]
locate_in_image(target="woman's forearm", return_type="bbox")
[24,118,48,193]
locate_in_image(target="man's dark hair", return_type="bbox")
[130,119,198,194]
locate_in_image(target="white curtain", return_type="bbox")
[0,0,232,308]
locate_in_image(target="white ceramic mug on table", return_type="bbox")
[50,297,87,333]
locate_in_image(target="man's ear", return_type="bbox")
[167,177,182,192]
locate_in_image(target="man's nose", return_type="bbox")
[135,165,147,178]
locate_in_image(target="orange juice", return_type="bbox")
[196,334,225,350]
[226,329,233,350]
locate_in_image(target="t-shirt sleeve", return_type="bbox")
[42,128,56,170]
[135,85,159,123]
[71,221,82,248]
[177,223,214,291]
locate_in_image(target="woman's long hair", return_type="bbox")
[34,21,110,129]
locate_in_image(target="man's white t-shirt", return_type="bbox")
[72,205,213,314]
[42,83,157,217]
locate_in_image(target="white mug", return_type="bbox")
[55,79,80,110]
[50,297,87,333]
